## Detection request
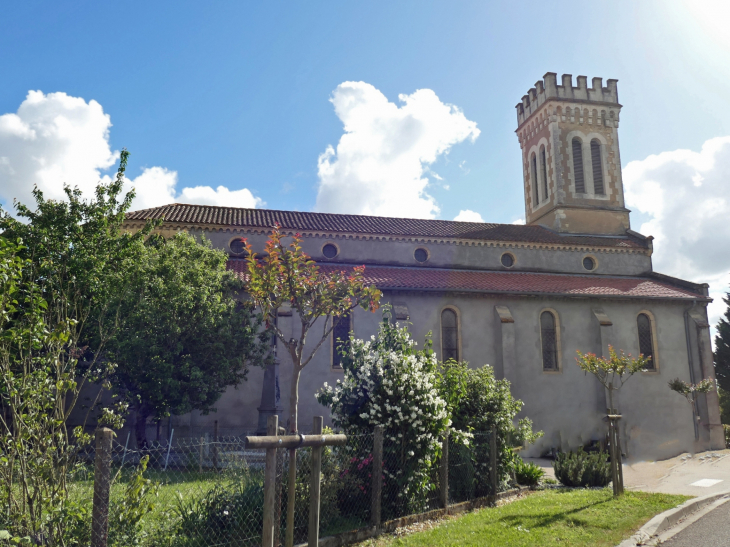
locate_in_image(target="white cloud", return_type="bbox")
[453,209,484,223]
[0,90,260,213]
[315,82,480,219]
[511,218,525,225]
[623,136,730,329]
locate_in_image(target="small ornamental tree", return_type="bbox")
[576,346,651,496]
[243,226,381,433]
[317,311,452,514]
[576,346,651,414]
[668,378,716,420]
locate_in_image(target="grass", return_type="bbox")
[356,489,691,547]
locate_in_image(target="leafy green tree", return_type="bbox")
[0,150,155,429]
[108,232,270,448]
[714,292,730,394]
[243,226,381,434]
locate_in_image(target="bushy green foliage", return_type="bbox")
[714,292,730,394]
[514,459,545,486]
[553,449,611,487]
[108,456,160,547]
[716,387,729,425]
[107,232,270,448]
[317,310,450,515]
[442,359,542,488]
[724,424,730,449]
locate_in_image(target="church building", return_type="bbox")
[124,73,725,459]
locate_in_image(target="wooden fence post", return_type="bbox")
[439,430,449,508]
[308,417,324,547]
[489,430,498,498]
[262,415,279,547]
[370,425,383,529]
[91,427,113,547]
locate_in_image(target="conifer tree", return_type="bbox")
[714,292,730,394]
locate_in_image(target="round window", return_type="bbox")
[500,253,514,268]
[229,238,247,255]
[414,248,429,263]
[583,256,596,271]
[322,243,339,259]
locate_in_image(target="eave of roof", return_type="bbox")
[125,203,650,252]
[226,261,708,302]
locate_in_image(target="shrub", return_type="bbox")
[514,459,545,486]
[553,449,611,487]
[724,424,730,449]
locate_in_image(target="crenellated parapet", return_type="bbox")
[516,73,619,128]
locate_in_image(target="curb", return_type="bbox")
[617,489,730,547]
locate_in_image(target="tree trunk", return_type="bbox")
[135,407,150,449]
[288,366,301,433]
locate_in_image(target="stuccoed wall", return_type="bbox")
[174,288,707,461]
[194,229,653,277]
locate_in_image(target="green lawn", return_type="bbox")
[358,489,690,547]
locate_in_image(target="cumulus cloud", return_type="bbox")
[453,209,484,223]
[315,82,480,218]
[0,90,261,213]
[623,136,730,327]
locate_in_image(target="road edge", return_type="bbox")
[617,489,730,547]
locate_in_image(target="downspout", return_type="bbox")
[683,301,699,440]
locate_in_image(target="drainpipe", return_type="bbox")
[683,301,699,440]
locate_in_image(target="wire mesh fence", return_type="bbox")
[80,427,497,547]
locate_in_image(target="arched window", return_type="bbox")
[540,311,559,371]
[540,146,548,201]
[441,308,459,362]
[591,139,605,195]
[572,138,585,193]
[332,312,351,369]
[637,313,655,370]
[531,153,539,206]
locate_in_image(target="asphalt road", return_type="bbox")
[660,499,730,547]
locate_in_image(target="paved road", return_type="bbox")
[660,500,730,546]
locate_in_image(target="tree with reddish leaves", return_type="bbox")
[243,226,381,434]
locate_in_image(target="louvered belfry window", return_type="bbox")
[541,311,558,371]
[572,138,586,193]
[637,313,655,370]
[332,312,351,369]
[531,153,539,206]
[540,146,548,201]
[591,139,605,195]
[441,309,459,362]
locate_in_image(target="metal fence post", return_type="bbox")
[308,417,324,547]
[489,430,498,497]
[91,427,114,547]
[439,430,449,508]
[370,425,383,529]
[262,415,279,547]
[212,419,219,471]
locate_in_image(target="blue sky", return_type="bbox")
[3,0,730,323]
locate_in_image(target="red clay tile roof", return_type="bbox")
[126,203,648,249]
[226,261,705,301]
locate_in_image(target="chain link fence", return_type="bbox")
[81,427,497,547]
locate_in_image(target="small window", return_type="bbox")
[591,140,605,195]
[531,153,539,206]
[572,138,586,193]
[414,248,429,263]
[540,311,559,371]
[229,238,247,256]
[322,243,339,259]
[637,313,655,370]
[583,256,596,271]
[332,312,352,369]
[540,146,548,201]
[500,253,514,268]
[441,308,459,362]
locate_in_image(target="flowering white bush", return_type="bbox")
[316,313,452,513]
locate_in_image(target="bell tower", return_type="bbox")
[515,73,630,235]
